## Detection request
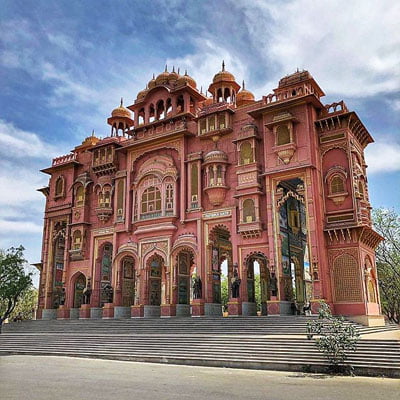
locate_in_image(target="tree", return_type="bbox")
[8,287,38,321]
[221,274,228,311]
[0,246,33,333]
[372,208,400,323]
[307,302,360,373]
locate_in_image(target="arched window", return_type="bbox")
[240,142,253,165]
[208,116,215,131]
[218,114,226,129]
[276,125,291,146]
[75,186,84,207]
[72,230,82,250]
[209,166,214,185]
[243,199,256,223]
[217,165,223,184]
[55,176,64,197]
[191,164,198,203]
[104,190,111,207]
[165,184,174,211]
[116,180,124,216]
[330,175,345,194]
[141,186,161,214]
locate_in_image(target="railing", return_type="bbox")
[264,83,316,105]
[52,153,77,166]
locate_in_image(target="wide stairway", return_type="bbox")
[1,316,399,377]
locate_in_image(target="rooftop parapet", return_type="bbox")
[52,153,77,166]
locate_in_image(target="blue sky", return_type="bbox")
[0,0,399,284]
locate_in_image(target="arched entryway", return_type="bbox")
[277,178,312,314]
[174,249,194,316]
[73,273,86,308]
[244,253,270,316]
[121,256,135,307]
[147,253,164,307]
[207,226,232,316]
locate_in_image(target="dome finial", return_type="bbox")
[91,129,95,137]
[152,73,155,79]
[120,97,123,107]
[185,69,188,76]
[172,65,175,73]
[222,60,225,71]
[177,67,180,74]
[165,64,168,72]
[242,80,245,90]
[200,86,203,94]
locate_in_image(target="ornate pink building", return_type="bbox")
[37,64,384,326]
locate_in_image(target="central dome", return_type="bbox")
[111,99,131,118]
[213,61,235,83]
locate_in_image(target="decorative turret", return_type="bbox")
[208,61,240,104]
[107,98,134,137]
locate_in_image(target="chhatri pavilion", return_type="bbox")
[36,63,384,326]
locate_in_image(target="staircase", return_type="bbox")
[1,316,399,377]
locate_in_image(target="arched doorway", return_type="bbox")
[73,274,86,308]
[121,257,135,307]
[99,242,113,306]
[175,249,194,317]
[207,226,232,316]
[277,178,312,314]
[245,254,270,316]
[148,254,163,306]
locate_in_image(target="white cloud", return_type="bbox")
[235,0,400,97]
[0,219,43,234]
[0,119,62,159]
[365,140,400,174]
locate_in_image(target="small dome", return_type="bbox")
[177,70,197,88]
[236,81,255,106]
[204,149,228,163]
[155,66,170,85]
[111,99,131,118]
[148,74,156,89]
[213,61,235,83]
[136,88,148,101]
[168,67,179,82]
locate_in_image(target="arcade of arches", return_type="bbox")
[37,66,384,326]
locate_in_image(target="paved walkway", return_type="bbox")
[0,356,399,400]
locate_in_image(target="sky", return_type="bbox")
[0,0,399,285]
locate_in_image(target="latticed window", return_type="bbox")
[75,185,84,206]
[55,176,64,197]
[200,119,206,134]
[166,184,174,211]
[243,199,256,222]
[330,175,345,194]
[141,186,161,213]
[240,142,253,165]
[276,125,291,146]
[332,254,362,302]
